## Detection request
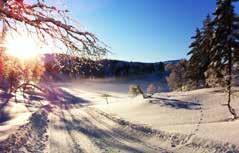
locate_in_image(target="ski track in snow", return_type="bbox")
[48,105,171,153]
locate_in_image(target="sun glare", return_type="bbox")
[4,31,43,60]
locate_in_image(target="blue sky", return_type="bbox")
[67,0,235,62]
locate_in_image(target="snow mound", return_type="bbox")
[0,109,49,153]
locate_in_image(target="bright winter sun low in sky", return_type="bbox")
[4,31,42,59]
[6,0,239,62]
[67,0,239,62]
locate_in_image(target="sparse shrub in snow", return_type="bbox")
[147,83,157,95]
[101,93,111,104]
[128,84,144,97]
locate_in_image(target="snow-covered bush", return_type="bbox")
[147,83,157,95]
[128,84,144,97]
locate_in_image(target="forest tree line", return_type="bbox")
[44,53,165,79]
[166,0,239,119]
[167,0,239,91]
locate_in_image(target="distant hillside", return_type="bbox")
[163,60,181,65]
[43,54,168,79]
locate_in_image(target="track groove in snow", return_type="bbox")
[48,105,171,153]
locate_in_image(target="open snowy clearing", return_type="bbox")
[56,79,239,152]
[0,79,239,152]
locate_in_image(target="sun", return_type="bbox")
[4,31,43,60]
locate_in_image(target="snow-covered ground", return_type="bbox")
[1,78,239,152]
[59,79,239,149]
[96,88,239,146]
[0,97,32,142]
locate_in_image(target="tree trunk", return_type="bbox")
[137,85,147,99]
[105,97,108,104]
[227,50,237,119]
[9,79,13,93]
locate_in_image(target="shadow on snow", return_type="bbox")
[53,110,147,153]
[149,97,201,110]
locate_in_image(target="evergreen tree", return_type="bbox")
[200,14,214,81]
[210,0,239,119]
[187,15,213,87]
[187,28,203,85]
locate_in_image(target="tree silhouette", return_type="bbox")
[187,28,203,85]
[210,0,239,119]
[0,0,107,107]
[0,0,107,59]
[187,15,213,87]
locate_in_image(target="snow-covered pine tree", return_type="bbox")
[210,0,239,119]
[187,28,202,84]
[187,15,214,88]
[187,28,203,86]
[200,14,214,80]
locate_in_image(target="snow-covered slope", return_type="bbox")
[59,80,239,149]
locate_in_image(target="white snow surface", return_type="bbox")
[1,78,239,152]
[59,79,239,147]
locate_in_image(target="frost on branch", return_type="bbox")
[0,0,107,60]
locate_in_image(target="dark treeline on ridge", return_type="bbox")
[43,54,165,79]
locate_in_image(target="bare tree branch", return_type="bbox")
[0,0,108,60]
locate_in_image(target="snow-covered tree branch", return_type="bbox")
[0,0,107,59]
